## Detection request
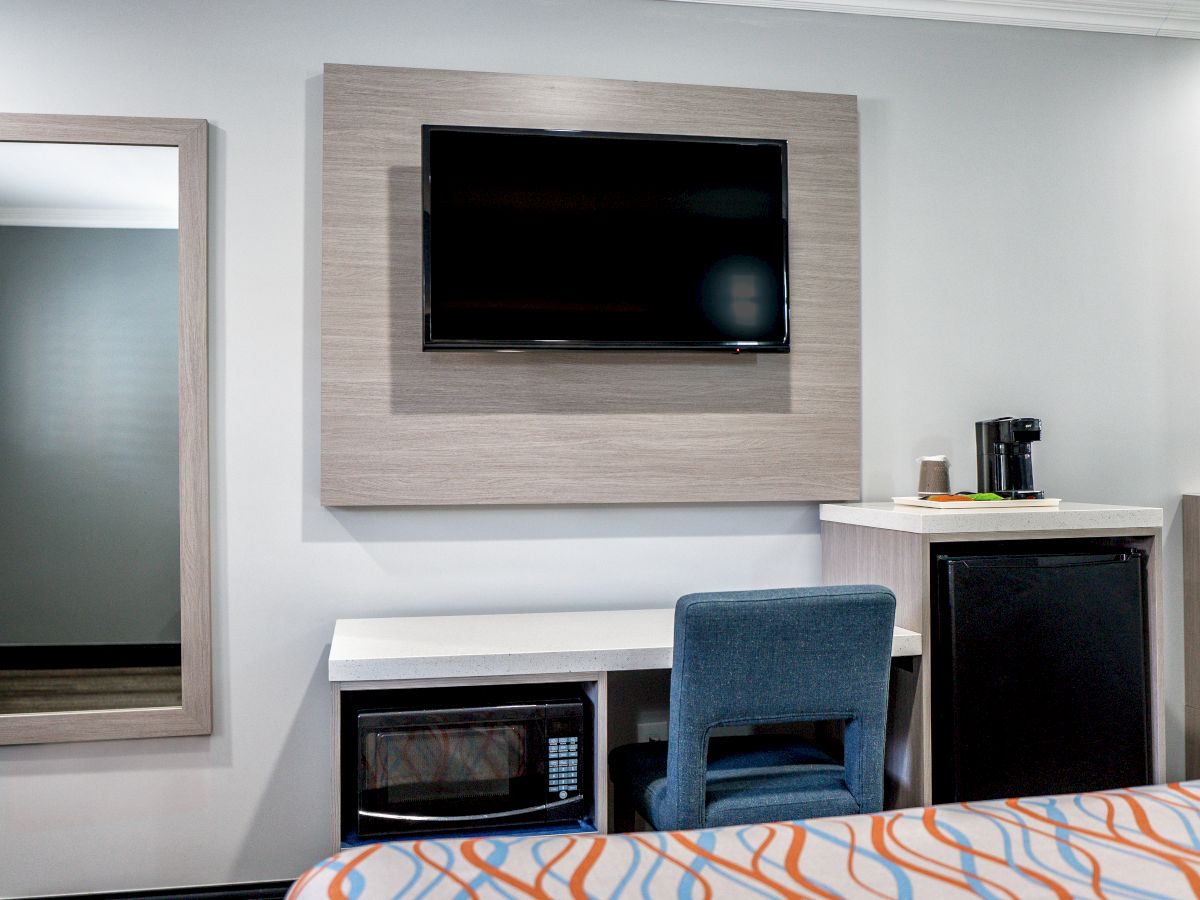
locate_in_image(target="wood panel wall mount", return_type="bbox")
[1185,493,1200,777]
[321,64,860,506]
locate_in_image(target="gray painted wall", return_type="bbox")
[0,1,1198,895]
[0,226,180,646]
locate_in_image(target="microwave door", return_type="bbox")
[358,707,552,834]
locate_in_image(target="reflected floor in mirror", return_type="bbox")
[0,644,182,714]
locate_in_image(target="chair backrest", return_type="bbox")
[664,585,897,829]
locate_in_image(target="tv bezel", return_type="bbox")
[421,124,790,353]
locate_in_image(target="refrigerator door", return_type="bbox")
[933,551,1150,804]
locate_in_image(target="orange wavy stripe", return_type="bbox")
[326,845,381,900]
[1168,782,1200,804]
[780,823,850,900]
[1127,786,1200,812]
[411,841,481,900]
[671,828,814,899]
[458,838,540,898]
[750,824,777,880]
[961,802,1106,899]
[288,856,335,899]
[1117,793,1200,858]
[869,814,978,896]
[922,807,1070,899]
[568,838,605,899]
[839,821,891,899]
[889,812,1021,898]
[1099,792,1200,882]
[535,837,577,895]
[630,834,714,900]
[1009,796,1200,895]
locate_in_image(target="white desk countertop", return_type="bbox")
[329,609,922,682]
[819,501,1162,535]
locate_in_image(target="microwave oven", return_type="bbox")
[356,698,590,839]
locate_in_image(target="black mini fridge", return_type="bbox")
[932,546,1151,804]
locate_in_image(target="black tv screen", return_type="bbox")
[422,125,789,351]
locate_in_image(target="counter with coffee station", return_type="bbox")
[820,500,1165,809]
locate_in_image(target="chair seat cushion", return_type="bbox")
[609,734,861,830]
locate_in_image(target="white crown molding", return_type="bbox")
[661,0,1200,38]
[0,207,177,229]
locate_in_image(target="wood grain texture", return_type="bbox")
[823,521,1168,805]
[1187,703,1200,782]
[1186,495,1200,778]
[0,113,209,746]
[321,64,861,506]
[0,668,182,714]
[821,521,929,808]
[584,675,610,834]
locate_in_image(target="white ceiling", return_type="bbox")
[0,142,178,229]
[664,0,1200,38]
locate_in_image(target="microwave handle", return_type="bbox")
[360,795,581,824]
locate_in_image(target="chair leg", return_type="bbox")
[612,792,636,834]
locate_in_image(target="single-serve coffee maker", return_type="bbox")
[975,417,1044,499]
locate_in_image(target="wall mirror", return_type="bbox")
[0,114,208,745]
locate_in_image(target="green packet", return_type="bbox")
[969,492,1006,501]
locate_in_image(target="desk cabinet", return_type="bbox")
[820,501,1165,808]
[329,608,922,849]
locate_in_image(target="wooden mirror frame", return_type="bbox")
[0,113,209,744]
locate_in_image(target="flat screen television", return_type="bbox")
[422,125,789,352]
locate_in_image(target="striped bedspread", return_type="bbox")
[291,780,1200,898]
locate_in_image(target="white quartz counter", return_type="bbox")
[329,608,923,682]
[819,501,1162,535]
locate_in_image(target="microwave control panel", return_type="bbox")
[547,736,579,799]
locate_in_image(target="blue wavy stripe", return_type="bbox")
[688,827,777,898]
[722,825,798,899]
[1030,797,1183,897]
[411,841,453,900]
[382,843,427,899]
[607,836,643,900]
[637,832,666,900]
[919,817,999,900]
[803,820,914,900]
[1126,789,1200,849]
[671,831,701,900]
[472,838,516,899]
[954,801,1103,895]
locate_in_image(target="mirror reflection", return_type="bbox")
[0,142,182,714]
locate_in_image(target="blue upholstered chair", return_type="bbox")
[608,585,896,831]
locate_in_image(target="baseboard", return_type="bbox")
[31,879,293,900]
[0,643,182,669]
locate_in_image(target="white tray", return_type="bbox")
[892,496,1061,510]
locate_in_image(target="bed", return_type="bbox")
[290,780,1200,898]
